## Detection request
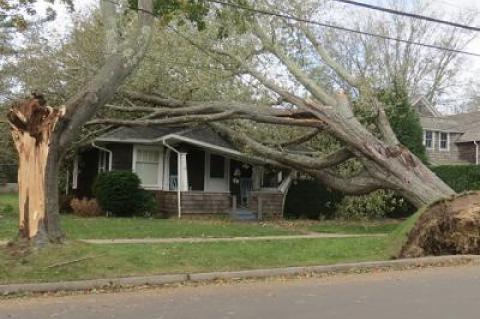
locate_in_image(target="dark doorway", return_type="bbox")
[230,160,253,207]
[75,149,99,198]
[187,148,205,191]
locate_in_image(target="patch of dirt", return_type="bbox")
[400,192,480,258]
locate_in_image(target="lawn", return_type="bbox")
[0,237,389,284]
[308,221,401,235]
[0,193,297,239]
[1,193,400,240]
[0,193,403,285]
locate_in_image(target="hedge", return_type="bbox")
[284,179,344,220]
[431,165,480,193]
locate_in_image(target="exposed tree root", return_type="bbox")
[400,192,480,258]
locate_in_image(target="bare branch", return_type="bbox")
[253,24,337,106]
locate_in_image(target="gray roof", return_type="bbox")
[97,125,236,150]
[419,111,480,143]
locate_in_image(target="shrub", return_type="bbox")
[334,190,401,221]
[93,171,157,217]
[431,165,480,193]
[0,204,14,215]
[70,198,104,217]
[380,81,429,164]
[284,178,344,220]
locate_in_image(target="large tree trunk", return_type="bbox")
[7,95,64,243]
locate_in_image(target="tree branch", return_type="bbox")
[313,169,383,195]
[211,123,351,171]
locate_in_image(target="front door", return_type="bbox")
[230,160,252,207]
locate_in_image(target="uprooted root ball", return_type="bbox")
[400,192,480,258]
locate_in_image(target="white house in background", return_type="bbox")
[72,125,294,219]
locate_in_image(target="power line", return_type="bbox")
[101,0,480,58]
[206,0,480,57]
[331,0,480,32]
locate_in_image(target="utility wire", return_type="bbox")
[102,0,480,58]
[331,0,480,32]
[206,0,480,57]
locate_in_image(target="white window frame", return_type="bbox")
[423,130,434,150]
[439,132,450,151]
[132,145,163,190]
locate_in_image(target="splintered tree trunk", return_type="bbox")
[7,95,64,243]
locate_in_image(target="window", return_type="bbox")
[440,132,449,150]
[424,130,433,149]
[135,148,160,187]
[210,154,225,178]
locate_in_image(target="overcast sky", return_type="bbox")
[38,0,480,112]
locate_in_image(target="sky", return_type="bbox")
[35,0,480,113]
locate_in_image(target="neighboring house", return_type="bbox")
[412,97,480,165]
[72,126,294,219]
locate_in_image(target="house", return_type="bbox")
[413,96,480,165]
[72,125,294,219]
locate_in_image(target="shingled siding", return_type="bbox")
[156,191,232,216]
[249,191,285,220]
[426,132,473,165]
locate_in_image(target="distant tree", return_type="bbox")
[379,82,429,164]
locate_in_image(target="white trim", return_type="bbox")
[132,145,164,190]
[439,132,450,152]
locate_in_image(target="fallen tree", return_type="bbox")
[7,0,475,256]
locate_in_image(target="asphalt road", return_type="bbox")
[2,265,480,319]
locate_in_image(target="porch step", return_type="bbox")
[230,208,257,221]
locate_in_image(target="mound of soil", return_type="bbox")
[400,192,480,258]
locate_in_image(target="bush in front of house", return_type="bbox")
[70,198,104,217]
[93,171,157,217]
[284,178,344,220]
[431,165,480,193]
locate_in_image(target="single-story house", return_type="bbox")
[72,126,294,219]
[412,96,480,165]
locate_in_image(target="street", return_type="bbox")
[1,265,480,319]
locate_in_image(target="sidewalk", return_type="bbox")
[0,233,386,246]
[82,233,386,245]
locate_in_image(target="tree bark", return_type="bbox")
[8,0,154,245]
[7,96,65,243]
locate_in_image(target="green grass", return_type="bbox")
[308,221,401,235]
[0,193,297,239]
[0,237,388,284]
[61,217,297,239]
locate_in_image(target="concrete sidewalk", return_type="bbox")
[80,233,386,245]
[0,233,386,246]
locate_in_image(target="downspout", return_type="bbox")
[91,142,113,171]
[475,141,479,165]
[163,138,182,219]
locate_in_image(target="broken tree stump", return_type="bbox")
[7,94,64,241]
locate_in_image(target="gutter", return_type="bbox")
[162,138,183,219]
[91,142,113,171]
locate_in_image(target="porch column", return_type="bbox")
[178,152,189,192]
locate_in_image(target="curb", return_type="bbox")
[1,255,478,295]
